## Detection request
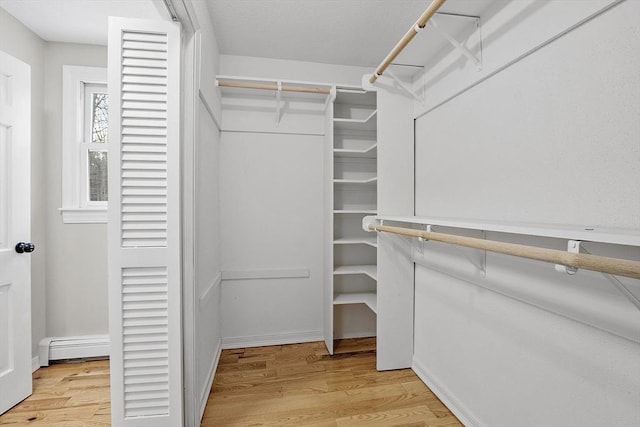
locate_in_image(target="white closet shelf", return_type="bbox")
[333,292,377,313]
[335,89,377,107]
[333,177,378,185]
[333,265,377,280]
[333,110,377,123]
[333,111,377,132]
[334,210,378,215]
[333,237,378,248]
[333,143,377,158]
[366,215,640,247]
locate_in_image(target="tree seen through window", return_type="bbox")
[89,92,108,201]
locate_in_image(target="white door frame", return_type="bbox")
[166,1,202,424]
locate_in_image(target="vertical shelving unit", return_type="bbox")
[326,88,378,353]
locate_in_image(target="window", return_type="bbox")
[83,83,109,203]
[60,66,108,223]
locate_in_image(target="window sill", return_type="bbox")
[59,207,107,224]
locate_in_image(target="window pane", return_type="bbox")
[91,93,108,144]
[89,151,108,202]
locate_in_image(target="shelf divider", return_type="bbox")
[333,237,378,248]
[333,264,377,281]
[334,292,377,313]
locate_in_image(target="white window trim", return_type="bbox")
[60,65,108,224]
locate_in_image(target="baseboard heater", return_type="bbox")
[38,334,110,366]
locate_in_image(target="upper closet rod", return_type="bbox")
[216,80,331,95]
[369,224,640,281]
[369,0,448,84]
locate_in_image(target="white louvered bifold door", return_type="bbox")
[107,18,182,427]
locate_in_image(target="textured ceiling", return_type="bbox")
[0,0,163,45]
[206,0,504,67]
[1,0,503,66]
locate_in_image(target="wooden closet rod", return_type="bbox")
[217,80,331,95]
[369,0,448,84]
[370,224,640,280]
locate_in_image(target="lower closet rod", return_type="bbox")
[216,80,331,95]
[370,224,640,280]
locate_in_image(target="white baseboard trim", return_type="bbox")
[38,334,109,366]
[199,341,222,423]
[222,330,323,349]
[32,356,40,373]
[334,331,376,340]
[412,357,481,427]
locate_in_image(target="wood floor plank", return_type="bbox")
[336,405,437,426]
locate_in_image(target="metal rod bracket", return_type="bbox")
[555,240,640,311]
[275,81,282,125]
[324,86,336,111]
[555,240,581,274]
[416,225,432,255]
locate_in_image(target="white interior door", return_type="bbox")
[0,50,32,415]
[107,18,182,426]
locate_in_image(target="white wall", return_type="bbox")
[410,1,640,425]
[193,99,221,414]
[220,130,325,346]
[43,43,109,338]
[218,87,326,345]
[0,7,46,357]
[186,0,223,422]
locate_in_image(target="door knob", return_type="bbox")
[15,242,35,254]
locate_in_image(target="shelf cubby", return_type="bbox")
[334,292,377,313]
[333,264,378,281]
[333,237,378,248]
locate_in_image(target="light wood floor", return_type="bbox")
[0,338,461,426]
[0,359,110,426]
[203,338,461,426]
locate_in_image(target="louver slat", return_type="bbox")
[122,58,167,69]
[122,92,168,102]
[122,49,167,60]
[122,32,167,44]
[122,41,167,52]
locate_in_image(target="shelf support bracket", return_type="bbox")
[324,86,336,111]
[450,230,486,277]
[385,70,424,103]
[555,240,640,311]
[554,240,581,275]
[416,225,432,255]
[429,16,482,70]
[416,226,486,276]
[275,81,282,125]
